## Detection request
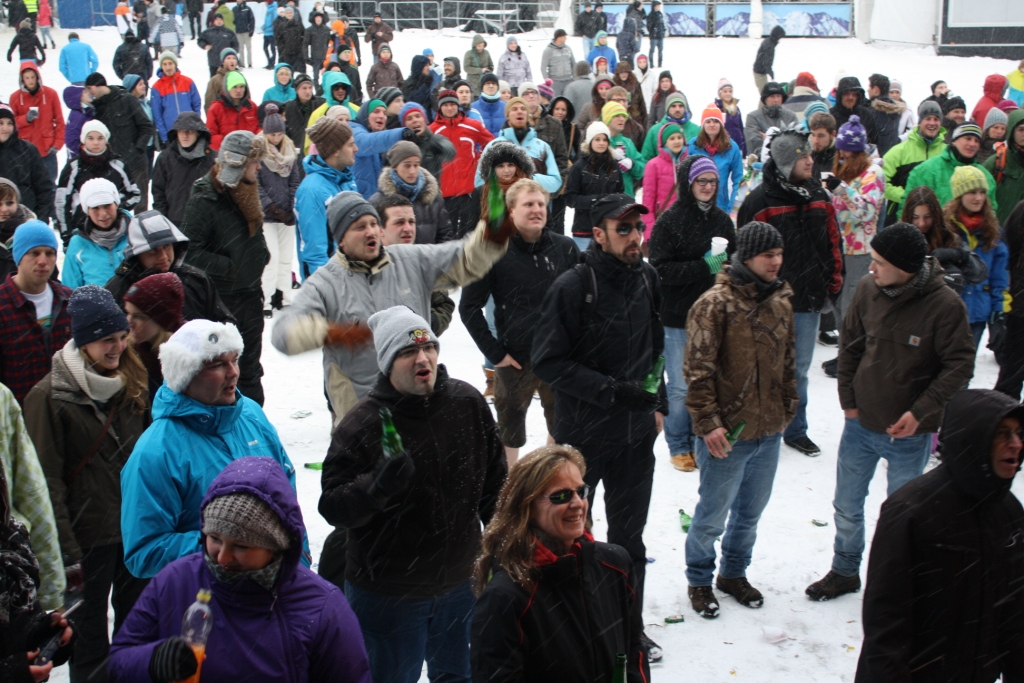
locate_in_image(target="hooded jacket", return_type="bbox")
[61,211,130,288]
[475,128,563,194]
[349,100,405,198]
[463,35,494,96]
[642,123,686,221]
[9,62,63,157]
[119,386,298,579]
[617,16,638,61]
[294,154,359,278]
[303,72,360,145]
[370,168,453,244]
[150,69,203,143]
[366,52,403,97]
[110,457,372,683]
[540,41,574,83]
[55,145,139,238]
[499,44,534,88]
[881,124,947,221]
[983,108,1024,224]
[7,23,44,63]
[150,116,216,225]
[856,389,1024,683]
[641,100,702,162]
[284,90,325,152]
[838,259,975,434]
[902,146,998,212]
[273,14,304,59]
[744,103,799,159]
[113,32,152,81]
[585,33,617,72]
[947,214,1010,324]
[715,97,747,156]
[92,84,155,176]
[430,109,495,198]
[24,343,149,565]
[564,150,624,237]
[831,77,879,139]
[206,81,260,150]
[972,74,1008,131]
[62,85,94,158]
[402,54,436,120]
[0,126,54,220]
[262,63,297,103]
[258,138,300,224]
[753,25,785,76]
[302,16,331,67]
[649,155,737,329]
[867,96,904,155]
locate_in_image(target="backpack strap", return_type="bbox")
[993,143,1007,185]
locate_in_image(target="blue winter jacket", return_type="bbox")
[263,6,276,35]
[61,220,130,288]
[951,220,1010,324]
[150,70,203,143]
[262,63,297,103]
[350,101,405,198]
[686,138,745,212]
[120,385,303,579]
[473,94,506,137]
[475,128,562,194]
[294,153,358,279]
[59,39,100,84]
[586,42,617,71]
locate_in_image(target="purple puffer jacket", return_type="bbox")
[63,85,94,160]
[715,97,746,157]
[108,457,372,683]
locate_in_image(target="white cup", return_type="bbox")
[711,236,728,255]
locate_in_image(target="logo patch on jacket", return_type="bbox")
[909,335,921,346]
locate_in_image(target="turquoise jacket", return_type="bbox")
[120,385,303,579]
[262,63,297,103]
[686,138,745,212]
[61,226,129,289]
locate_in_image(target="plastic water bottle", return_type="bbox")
[180,589,213,683]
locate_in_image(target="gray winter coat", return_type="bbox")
[496,48,533,89]
[540,42,575,83]
[257,153,301,225]
[744,104,799,158]
[369,169,454,244]
[271,220,508,422]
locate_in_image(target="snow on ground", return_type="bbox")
[4,21,1019,683]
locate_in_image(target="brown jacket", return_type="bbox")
[684,266,797,440]
[24,345,149,563]
[838,259,975,434]
[204,65,231,113]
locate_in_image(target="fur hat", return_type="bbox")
[477,141,534,181]
[80,120,111,144]
[735,221,784,263]
[870,223,927,274]
[368,305,438,374]
[218,130,265,187]
[160,319,245,394]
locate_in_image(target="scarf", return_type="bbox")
[704,144,719,156]
[956,207,987,234]
[696,199,714,213]
[61,340,125,403]
[88,214,128,250]
[720,99,738,115]
[212,165,264,236]
[772,164,812,200]
[513,126,529,144]
[177,138,209,161]
[881,256,934,299]
[0,518,39,624]
[263,137,297,177]
[481,92,501,103]
[203,551,282,591]
[950,146,976,165]
[389,168,426,202]
[80,146,111,162]
[0,206,29,243]
[728,261,784,301]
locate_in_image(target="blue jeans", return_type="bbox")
[483,296,496,371]
[345,581,474,683]
[648,37,663,65]
[970,321,987,349]
[831,417,931,576]
[685,433,782,586]
[572,236,592,251]
[663,326,693,455]
[582,36,594,58]
[784,311,820,441]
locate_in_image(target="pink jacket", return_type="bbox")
[38,0,52,26]
[642,124,686,239]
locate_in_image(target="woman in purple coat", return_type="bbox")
[107,457,372,683]
[714,78,747,156]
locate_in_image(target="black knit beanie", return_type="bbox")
[870,223,928,274]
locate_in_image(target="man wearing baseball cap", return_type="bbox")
[533,193,666,657]
[902,121,998,211]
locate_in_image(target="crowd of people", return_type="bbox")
[2,3,1024,682]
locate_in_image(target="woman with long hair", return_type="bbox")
[564,122,624,249]
[124,272,185,402]
[944,165,1009,348]
[715,78,747,155]
[613,60,647,128]
[686,106,743,213]
[23,286,150,683]
[471,445,649,682]
[647,70,677,127]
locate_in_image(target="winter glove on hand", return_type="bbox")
[612,145,626,161]
[149,637,198,683]
[371,451,416,500]
[611,379,659,411]
[703,251,728,275]
[824,176,842,192]
[931,247,968,268]
[990,311,1006,326]
[325,321,374,349]
[401,127,419,142]
[617,156,633,172]
[26,109,39,123]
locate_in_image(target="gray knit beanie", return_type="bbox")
[368,306,438,374]
[769,130,811,181]
[984,106,1008,133]
[327,191,379,243]
[734,221,784,263]
[918,100,943,122]
[202,493,291,551]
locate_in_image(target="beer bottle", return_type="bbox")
[643,355,666,393]
[725,420,747,445]
[612,653,628,683]
[380,407,404,459]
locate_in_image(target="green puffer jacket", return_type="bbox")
[902,146,998,214]
[882,126,946,220]
[983,109,1024,225]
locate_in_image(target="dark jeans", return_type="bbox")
[188,11,202,38]
[71,544,148,683]
[648,37,664,66]
[345,581,474,683]
[995,314,1024,399]
[219,287,265,405]
[445,193,476,239]
[577,432,656,607]
[547,194,566,235]
[130,163,149,213]
[263,34,277,66]
[310,61,322,93]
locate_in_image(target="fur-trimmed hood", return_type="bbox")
[871,96,906,115]
[376,166,441,205]
[477,140,535,181]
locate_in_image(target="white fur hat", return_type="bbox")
[159,319,244,393]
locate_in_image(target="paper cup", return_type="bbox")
[711,237,728,255]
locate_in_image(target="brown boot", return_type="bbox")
[716,575,764,608]
[688,585,720,619]
[805,570,861,601]
[483,367,495,398]
[671,453,697,472]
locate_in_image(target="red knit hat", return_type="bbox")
[795,72,819,91]
[123,272,185,333]
[701,106,725,125]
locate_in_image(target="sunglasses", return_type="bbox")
[611,221,645,236]
[545,485,590,505]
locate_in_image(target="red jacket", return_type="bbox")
[0,275,73,405]
[9,62,64,156]
[206,96,260,150]
[429,112,494,198]
[972,74,1008,129]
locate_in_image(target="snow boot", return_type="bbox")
[822,357,838,378]
[671,452,697,472]
[483,367,495,398]
[688,585,720,619]
[805,570,861,601]
[785,436,821,456]
[640,632,663,663]
[716,575,764,608]
[818,329,839,346]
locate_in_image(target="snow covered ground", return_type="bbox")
[3,20,1021,683]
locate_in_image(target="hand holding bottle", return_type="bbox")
[148,637,198,683]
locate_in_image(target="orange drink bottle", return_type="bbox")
[178,589,212,683]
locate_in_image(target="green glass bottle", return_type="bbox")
[380,407,404,459]
[644,355,666,393]
[612,653,628,683]
[303,462,323,471]
[725,420,747,445]
[678,509,692,533]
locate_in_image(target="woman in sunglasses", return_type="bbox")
[471,445,649,682]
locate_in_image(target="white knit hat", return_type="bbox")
[80,119,111,144]
[79,178,120,208]
[159,319,244,393]
[585,121,612,146]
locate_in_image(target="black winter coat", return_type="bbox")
[460,230,580,365]
[257,154,300,223]
[646,9,665,39]
[753,25,784,76]
[92,86,156,177]
[737,159,843,312]
[532,246,666,445]
[471,537,649,683]
[151,137,216,225]
[402,55,435,121]
[232,3,255,33]
[197,25,238,69]
[284,94,325,152]
[339,62,363,105]
[564,153,623,237]
[186,0,203,13]
[856,389,1024,683]
[831,87,878,141]
[274,17,304,57]
[575,10,600,38]
[410,126,455,181]
[179,171,269,293]
[866,97,902,156]
[649,156,736,329]
[318,367,507,597]
[0,131,54,219]
[113,35,151,81]
[6,27,45,63]
[302,21,330,65]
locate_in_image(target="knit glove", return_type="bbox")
[610,379,659,411]
[612,145,626,161]
[618,156,633,172]
[703,251,727,275]
[325,322,373,348]
[26,109,39,122]
[371,451,416,500]
[148,637,198,683]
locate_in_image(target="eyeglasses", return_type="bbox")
[609,221,645,236]
[694,178,719,188]
[994,428,1024,444]
[545,485,590,505]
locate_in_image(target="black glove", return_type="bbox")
[26,109,39,123]
[824,175,842,192]
[611,379,659,412]
[371,452,416,500]
[401,127,419,142]
[149,636,198,683]
[931,247,968,268]
[25,611,76,667]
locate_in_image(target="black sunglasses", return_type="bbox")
[546,485,591,505]
[610,221,645,236]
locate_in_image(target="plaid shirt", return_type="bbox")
[0,274,73,405]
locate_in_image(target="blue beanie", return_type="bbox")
[122,73,143,94]
[12,220,58,266]
[399,101,427,125]
[68,285,129,347]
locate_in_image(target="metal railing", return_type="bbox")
[378,0,442,30]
